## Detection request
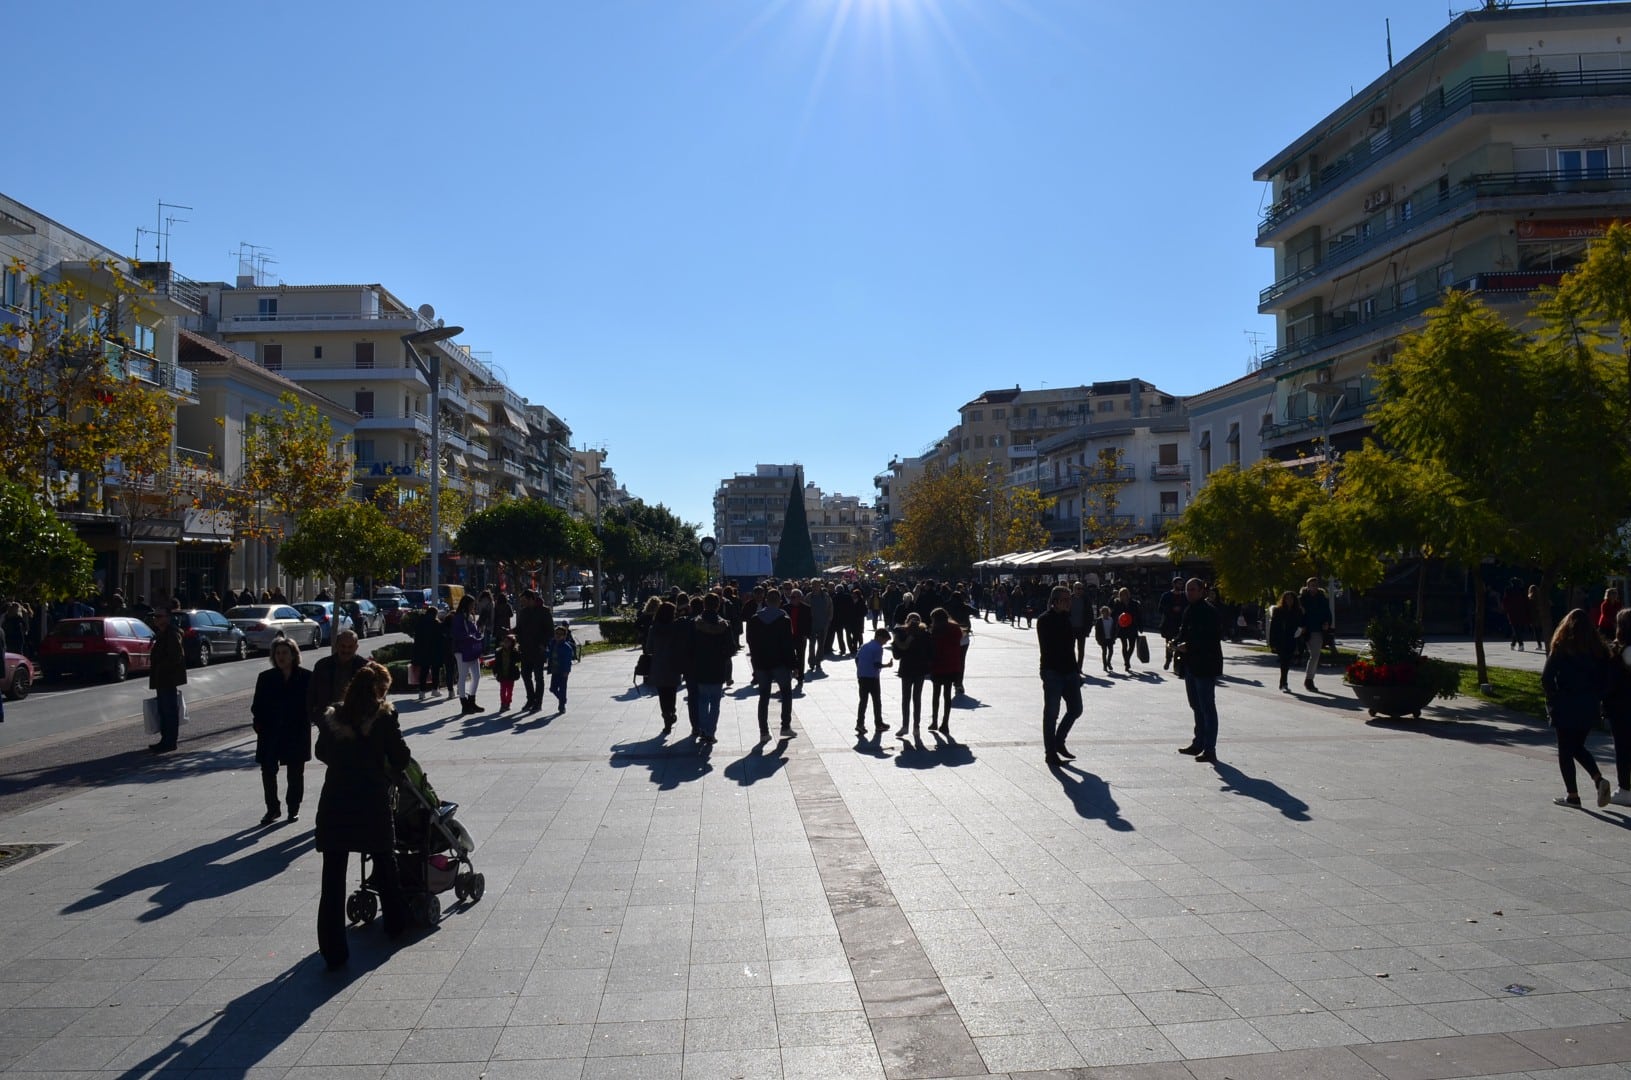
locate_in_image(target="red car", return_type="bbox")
[39,617,155,682]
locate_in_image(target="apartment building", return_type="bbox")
[472,381,531,503]
[872,452,932,545]
[1,193,203,601]
[713,464,802,557]
[526,404,575,512]
[1032,387,1190,547]
[807,489,877,570]
[1254,0,1631,459]
[1186,371,1272,485]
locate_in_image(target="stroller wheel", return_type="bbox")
[469,873,486,903]
[346,891,377,926]
[411,893,441,927]
[453,874,470,903]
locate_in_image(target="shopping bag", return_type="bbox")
[1135,635,1150,664]
[142,698,160,735]
[409,663,421,686]
[177,691,188,727]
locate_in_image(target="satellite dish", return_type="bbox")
[417,303,436,321]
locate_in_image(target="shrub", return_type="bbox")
[383,660,413,693]
[1364,610,1423,664]
[370,641,414,665]
[599,618,642,646]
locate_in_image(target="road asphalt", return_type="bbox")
[0,622,1625,1078]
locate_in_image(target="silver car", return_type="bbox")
[225,605,321,653]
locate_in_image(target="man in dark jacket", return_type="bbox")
[689,594,734,745]
[1298,576,1333,692]
[307,631,367,726]
[1174,578,1224,762]
[1156,576,1188,671]
[147,607,188,753]
[746,588,797,740]
[786,589,813,691]
[1037,585,1081,767]
[515,590,552,711]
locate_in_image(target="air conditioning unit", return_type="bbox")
[1363,187,1393,212]
[1369,106,1388,128]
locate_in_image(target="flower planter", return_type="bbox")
[1349,680,1437,719]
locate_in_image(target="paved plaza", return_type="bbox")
[0,621,1628,1079]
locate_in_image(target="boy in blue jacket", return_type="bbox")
[548,624,577,713]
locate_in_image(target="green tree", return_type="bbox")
[1556,220,1631,432]
[601,500,703,590]
[0,479,95,603]
[1076,447,1129,545]
[1302,447,1441,599]
[774,473,817,579]
[455,499,598,581]
[999,486,1054,553]
[887,462,986,575]
[1168,461,1323,602]
[236,392,353,540]
[373,477,470,550]
[277,502,420,600]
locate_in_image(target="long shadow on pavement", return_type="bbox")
[722,737,792,786]
[64,825,313,921]
[611,732,715,791]
[894,733,975,770]
[1209,760,1312,821]
[1051,762,1134,832]
[114,945,392,1078]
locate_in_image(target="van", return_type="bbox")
[437,584,466,610]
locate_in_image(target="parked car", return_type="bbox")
[226,605,321,653]
[294,602,353,646]
[375,596,410,632]
[167,608,248,667]
[38,617,155,682]
[340,599,382,638]
[3,651,34,700]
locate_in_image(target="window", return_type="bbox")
[992,408,1005,419]
[355,342,375,368]
[1,268,22,310]
[262,343,282,370]
[1158,442,1178,466]
[354,439,376,463]
[1227,422,1241,466]
[974,435,985,449]
[991,435,1004,447]
[1160,491,1179,513]
[313,345,323,360]
[969,410,983,422]
[1098,400,1115,412]
[1557,147,1609,179]
[257,298,277,319]
[354,391,375,418]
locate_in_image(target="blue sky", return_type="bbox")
[8,0,1457,531]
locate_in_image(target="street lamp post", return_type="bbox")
[586,472,608,616]
[401,325,465,606]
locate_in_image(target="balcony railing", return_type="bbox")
[1259,67,1631,237]
[354,411,432,434]
[1260,168,1631,307]
[1008,413,1087,432]
[500,459,526,479]
[1150,462,1190,480]
[1149,512,1181,532]
[132,263,206,314]
[1257,270,1564,371]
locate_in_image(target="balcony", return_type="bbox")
[1150,462,1190,480]
[1257,270,1564,372]
[1149,512,1181,532]
[466,439,489,462]
[264,358,426,384]
[1260,168,1631,309]
[473,480,491,499]
[500,459,526,479]
[1259,67,1631,238]
[219,309,423,334]
[443,428,469,452]
[440,380,469,409]
[355,411,432,436]
[132,263,205,316]
[1009,413,1086,433]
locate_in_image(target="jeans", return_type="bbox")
[694,683,723,738]
[456,657,481,699]
[755,667,793,730]
[318,849,405,968]
[154,687,180,747]
[549,671,569,708]
[857,676,882,727]
[658,686,679,724]
[899,675,925,727]
[1304,631,1325,681]
[1556,720,1601,795]
[521,656,544,704]
[260,760,304,813]
[1040,669,1082,757]
[1185,675,1219,753]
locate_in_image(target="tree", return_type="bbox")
[454,500,598,582]
[999,486,1054,553]
[774,473,817,579]
[1076,448,1129,545]
[1168,461,1323,602]
[0,479,95,603]
[1302,447,1441,609]
[886,462,986,575]
[601,500,704,590]
[233,392,353,541]
[277,503,421,601]
[373,477,470,550]
[1557,221,1631,433]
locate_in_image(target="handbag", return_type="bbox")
[633,653,651,679]
[1172,650,1186,678]
[141,692,187,734]
[1135,634,1151,664]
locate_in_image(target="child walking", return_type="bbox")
[492,633,521,711]
[548,624,576,713]
[854,627,892,736]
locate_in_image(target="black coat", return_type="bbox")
[410,613,443,667]
[1267,604,1301,658]
[314,704,410,854]
[252,665,313,766]
[690,613,735,685]
[1543,649,1610,730]
[1175,598,1224,679]
[746,608,797,670]
[307,654,369,725]
[891,623,933,680]
[644,621,687,689]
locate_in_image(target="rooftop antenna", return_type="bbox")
[135,226,158,261]
[1245,330,1267,372]
[156,200,192,263]
[1386,18,1394,68]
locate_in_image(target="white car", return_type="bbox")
[225,605,321,652]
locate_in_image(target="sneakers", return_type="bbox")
[1555,795,1582,807]
[1194,750,1217,763]
[1177,744,1202,756]
[259,810,280,826]
[1597,777,1613,807]
[1611,788,1631,807]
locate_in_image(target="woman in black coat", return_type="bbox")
[1266,591,1301,693]
[314,661,410,969]
[892,612,933,737]
[1112,587,1141,673]
[1542,609,1613,809]
[252,637,313,825]
[410,609,443,701]
[644,602,686,732]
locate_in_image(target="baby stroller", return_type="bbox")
[346,757,484,928]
